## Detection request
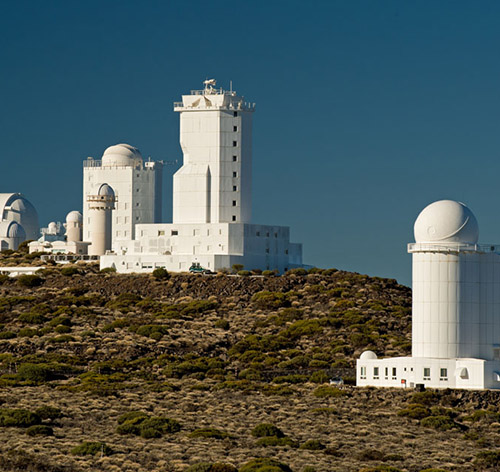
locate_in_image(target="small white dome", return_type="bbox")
[360,350,378,360]
[414,200,479,244]
[66,211,83,223]
[48,222,57,233]
[101,143,142,167]
[98,183,115,197]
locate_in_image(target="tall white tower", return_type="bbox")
[83,144,163,247]
[173,80,254,224]
[88,184,116,256]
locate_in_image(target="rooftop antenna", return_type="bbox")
[230,80,233,93]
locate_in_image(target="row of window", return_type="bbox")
[360,366,449,381]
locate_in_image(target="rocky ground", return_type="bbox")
[0,260,498,471]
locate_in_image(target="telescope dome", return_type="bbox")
[98,183,115,198]
[66,211,83,223]
[414,200,479,244]
[101,143,142,167]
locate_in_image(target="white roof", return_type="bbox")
[101,143,142,167]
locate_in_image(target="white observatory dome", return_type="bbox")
[101,144,142,167]
[360,350,378,360]
[47,222,57,233]
[98,183,115,197]
[0,193,39,241]
[414,200,479,244]
[66,211,83,223]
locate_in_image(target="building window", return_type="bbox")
[232,200,237,206]
[232,215,236,221]
[234,111,238,117]
[440,368,448,380]
[158,230,165,236]
[385,367,388,379]
[266,232,270,237]
[274,232,278,238]
[360,366,366,379]
[233,141,237,147]
[392,367,397,379]
[373,367,379,379]
[233,126,238,132]
[265,248,270,254]
[256,231,260,236]
[423,367,431,380]
[233,171,237,178]
[494,348,500,360]
[171,230,178,236]
[233,185,237,191]
[285,249,288,254]
[136,217,139,221]
[232,155,237,162]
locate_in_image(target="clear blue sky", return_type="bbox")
[1,0,500,286]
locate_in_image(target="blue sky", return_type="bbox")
[1,0,500,285]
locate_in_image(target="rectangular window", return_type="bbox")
[171,230,178,236]
[423,367,431,380]
[265,248,270,254]
[285,249,288,254]
[392,367,397,379]
[440,368,448,380]
[385,367,388,379]
[232,215,236,221]
[232,155,237,162]
[256,231,260,236]
[233,171,237,178]
[233,111,238,117]
[373,367,379,379]
[274,232,278,238]
[232,200,237,206]
[360,366,367,379]
[136,217,139,221]
[232,141,237,147]
[158,230,165,236]
[233,185,237,191]
[233,126,238,132]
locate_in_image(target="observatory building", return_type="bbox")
[357,200,500,390]
[0,193,39,250]
[100,80,303,273]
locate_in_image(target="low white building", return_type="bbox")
[101,80,303,273]
[357,200,500,390]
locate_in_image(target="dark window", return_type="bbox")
[233,111,238,117]
[256,231,260,236]
[265,248,270,254]
[232,141,237,147]
[233,171,237,178]
[232,215,236,221]
[233,185,237,191]
[232,200,237,206]
[232,155,237,162]
[171,230,178,236]
[233,126,238,132]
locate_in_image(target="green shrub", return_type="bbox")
[256,435,298,447]
[48,335,75,343]
[251,423,284,438]
[313,385,348,398]
[185,464,237,472]
[0,331,16,339]
[397,404,430,420]
[26,424,53,436]
[116,412,180,438]
[238,270,251,276]
[273,374,308,384]
[262,270,276,277]
[409,390,440,406]
[282,319,322,339]
[0,408,41,427]
[285,268,307,276]
[251,291,291,309]
[49,316,72,327]
[357,448,386,461]
[100,267,116,273]
[17,363,53,383]
[239,458,292,472]
[17,275,43,287]
[61,266,80,276]
[18,328,38,338]
[475,451,500,468]
[134,324,169,339]
[300,439,325,450]
[215,319,230,330]
[420,415,456,431]
[309,371,329,384]
[35,406,62,420]
[117,411,149,424]
[18,312,46,324]
[152,268,170,280]
[0,274,10,285]
[70,441,113,456]
[188,428,230,439]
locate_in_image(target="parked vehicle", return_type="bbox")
[189,262,214,275]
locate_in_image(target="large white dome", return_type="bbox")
[0,193,39,241]
[101,143,142,167]
[414,200,479,244]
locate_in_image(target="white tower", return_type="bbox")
[66,211,83,243]
[88,184,115,256]
[83,144,163,247]
[173,80,254,224]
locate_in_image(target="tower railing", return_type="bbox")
[408,242,500,254]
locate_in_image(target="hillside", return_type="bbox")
[0,263,498,472]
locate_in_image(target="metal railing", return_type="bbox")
[83,159,102,167]
[408,242,500,254]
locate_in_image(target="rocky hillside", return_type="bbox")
[0,263,498,472]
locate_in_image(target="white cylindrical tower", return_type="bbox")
[409,200,480,359]
[88,184,115,256]
[66,211,83,243]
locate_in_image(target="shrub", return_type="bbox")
[70,441,113,456]
[49,316,72,327]
[251,291,290,309]
[397,404,430,420]
[409,390,440,406]
[0,331,15,339]
[117,411,148,424]
[232,264,244,273]
[35,406,62,420]
[188,428,230,439]
[116,411,180,438]
[17,275,43,287]
[134,324,169,339]
[239,458,292,472]
[17,363,53,383]
[313,386,348,398]
[420,415,456,431]
[262,270,276,277]
[26,424,53,436]
[100,267,116,273]
[152,268,170,280]
[309,371,329,384]
[61,266,80,276]
[285,268,307,276]
[357,448,386,461]
[185,464,237,472]
[18,312,46,324]
[300,439,325,450]
[474,451,500,468]
[238,270,251,276]
[256,435,298,447]
[251,423,284,438]
[215,319,230,330]
[18,328,38,338]
[0,408,41,427]
[0,274,10,285]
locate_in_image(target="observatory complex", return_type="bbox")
[0,193,39,250]
[357,200,500,390]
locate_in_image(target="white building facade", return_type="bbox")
[100,81,303,273]
[83,144,163,248]
[357,200,500,390]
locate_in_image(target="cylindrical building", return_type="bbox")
[409,200,480,359]
[88,184,115,256]
[66,211,83,242]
